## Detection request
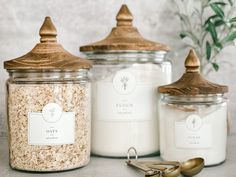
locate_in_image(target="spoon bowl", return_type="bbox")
[180,157,204,176]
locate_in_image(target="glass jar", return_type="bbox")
[80,5,172,157]
[4,17,92,172]
[158,49,228,166]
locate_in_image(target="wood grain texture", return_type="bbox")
[80,4,170,52]
[4,17,92,70]
[158,49,228,95]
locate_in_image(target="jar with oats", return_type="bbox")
[80,4,171,157]
[158,49,228,166]
[4,17,92,172]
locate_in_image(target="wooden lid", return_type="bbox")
[158,49,228,95]
[4,17,92,71]
[80,4,170,52]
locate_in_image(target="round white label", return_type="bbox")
[42,103,62,123]
[113,71,136,95]
[185,114,202,131]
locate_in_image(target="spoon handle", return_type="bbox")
[126,160,161,176]
[143,164,167,171]
[140,161,180,166]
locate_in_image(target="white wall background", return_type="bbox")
[0,0,235,135]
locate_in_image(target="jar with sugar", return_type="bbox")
[80,4,172,157]
[158,49,228,166]
[4,17,92,172]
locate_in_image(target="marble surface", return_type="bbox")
[0,134,236,177]
[0,0,236,136]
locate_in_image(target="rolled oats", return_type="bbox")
[8,83,91,171]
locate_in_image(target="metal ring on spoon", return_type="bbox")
[126,147,161,177]
[127,147,138,161]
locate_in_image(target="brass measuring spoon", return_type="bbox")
[126,147,161,177]
[126,160,161,177]
[180,157,204,176]
[145,164,181,177]
[143,157,204,177]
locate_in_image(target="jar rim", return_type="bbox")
[82,50,167,54]
[6,69,89,73]
[161,94,226,104]
[82,50,168,63]
[7,69,90,83]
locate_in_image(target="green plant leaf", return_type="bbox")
[231,24,236,28]
[204,15,219,26]
[206,41,211,60]
[203,0,209,7]
[192,8,201,18]
[212,62,219,71]
[215,42,223,49]
[179,31,199,44]
[225,31,236,42]
[228,0,233,6]
[229,17,236,23]
[214,19,225,26]
[210,3,225,18]
[212,2,227,6]
[206,21,218,43]
[179,33,187,39]
[177,13,191,28]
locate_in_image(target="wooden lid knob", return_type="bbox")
[185,49,200,73]
[4,16,92,70]
[116,4,133,27]
[158,48,228,95]
[80,4,170,52]
[39,17,57,43]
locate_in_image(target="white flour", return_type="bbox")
[91,63,171,156]
[159,101,227,166]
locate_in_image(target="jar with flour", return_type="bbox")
[80,4,172,157]
[158,49,228,166]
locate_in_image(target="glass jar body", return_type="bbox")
[7,70,91,172]
[159,94,228,166]
[83,51,172,157]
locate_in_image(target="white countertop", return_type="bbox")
[0,134,236,177]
